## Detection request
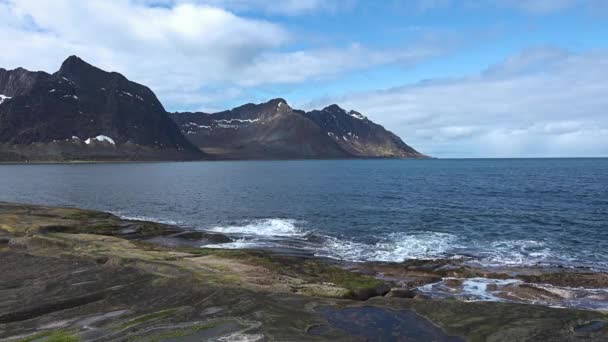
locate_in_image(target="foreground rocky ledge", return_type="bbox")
[0,202,606,341]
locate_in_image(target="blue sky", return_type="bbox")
[1,0,608,157]
[262,1,608,107]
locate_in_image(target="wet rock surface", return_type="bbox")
[574,320,606,333]
[1,202,607,341]
[314,306,463,342]
[519,272,608,288]
[349,259,608,311]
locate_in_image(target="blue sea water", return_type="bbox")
[0,158,607,270]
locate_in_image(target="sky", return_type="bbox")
[1,0,607,158]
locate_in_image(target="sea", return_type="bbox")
[1,158,607,271]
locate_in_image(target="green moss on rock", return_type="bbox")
[18,330,79,342]
[189,248,389,299]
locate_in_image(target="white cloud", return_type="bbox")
[6,0,288,63]
[236,43,442,86]
[309,48,608,157]
[0,0,436,111]
[0,0,289,74]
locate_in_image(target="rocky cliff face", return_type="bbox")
[305,104,423,158]
[0,67,48,98]
[172,99,426,159]
[0,56,202,161]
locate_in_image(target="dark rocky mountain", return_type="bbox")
[0,56,202,162]
[172,99,348,159]
[0,56,425,162]
[305,104,423,158]
[172,99,426,159]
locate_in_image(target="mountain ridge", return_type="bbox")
[0,56,427,161]
[171,98,427,160]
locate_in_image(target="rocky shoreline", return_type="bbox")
[0,202,606,341]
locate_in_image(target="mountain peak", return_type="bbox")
[323,104,346,113]
[267,98,288,106]
[64,55,84,63]
[60,55,92,70]
[265,98,292,112]
[57,55,108,80]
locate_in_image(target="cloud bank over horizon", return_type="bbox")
[1,0,606,157]
[309,47,608,158]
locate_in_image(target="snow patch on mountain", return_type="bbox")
[349,111,366,120]
[0,95,11,104]
[215,118,260,124]
[85,135,115,145]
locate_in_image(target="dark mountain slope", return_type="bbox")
[0,67,49,98]
[172,98,349,159]
[305,104,423,158]
[0,56,201,162]
[172,99,426,159]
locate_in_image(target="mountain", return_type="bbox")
[0,56,426,162]
[305,104,423,158]
[0,56,202,162]
[171,99,426,159]
[172,99,348,159]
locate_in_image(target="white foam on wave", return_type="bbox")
[418,277,522,302]
[204,238,290,251]
[461,278,522,301]
[315,231,459,262]
[101,211,596,270]
[476,239,555,267]
[101,212,588,269]
[208,219,305,237]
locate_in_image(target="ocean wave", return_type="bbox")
[110,212,604,270]
[474,239,556,267]
[207,218,306,237]
[314,231,459,262]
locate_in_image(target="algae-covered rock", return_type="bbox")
[296,284,352,298]
[189,250,392,300]
[0,202,192,239]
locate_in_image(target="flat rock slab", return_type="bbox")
[0,250,342,341]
